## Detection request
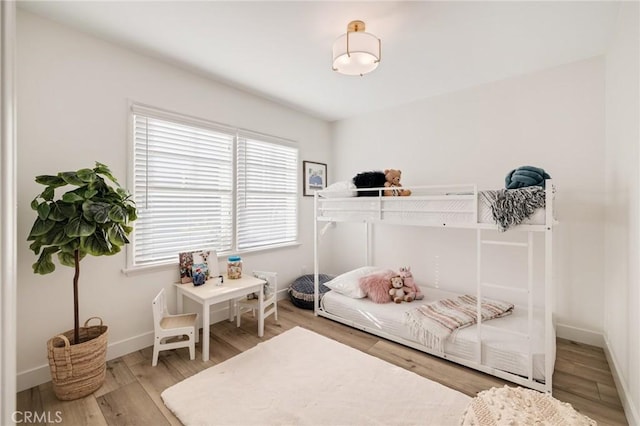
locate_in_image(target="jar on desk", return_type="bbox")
[227,256,242,279]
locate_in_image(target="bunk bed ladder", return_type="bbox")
[476,229,535,382]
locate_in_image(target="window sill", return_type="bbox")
[122,241,301,277]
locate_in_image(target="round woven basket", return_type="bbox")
[46,317,108,401]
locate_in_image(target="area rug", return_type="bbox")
[161,326,470,425]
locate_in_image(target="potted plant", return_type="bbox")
[27,162,137,400]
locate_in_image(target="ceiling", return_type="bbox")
[18,1,621,122]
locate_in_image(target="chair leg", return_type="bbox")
[152,343,160,367]
[274,303,278,321]
[236,305,242,327]
[189,331,195,360]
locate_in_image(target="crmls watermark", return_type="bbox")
[12,411,63,424]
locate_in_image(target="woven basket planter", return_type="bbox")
[46,317,108,401]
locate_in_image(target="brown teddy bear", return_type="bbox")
[384,169,411,196]
[389,275,414,303]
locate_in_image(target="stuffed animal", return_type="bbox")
[384,169,411,196]
[398,266,424,300]
[389,275,414,303]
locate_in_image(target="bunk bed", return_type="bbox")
[312,181,555,393]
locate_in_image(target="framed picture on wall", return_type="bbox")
[303,161,327,196]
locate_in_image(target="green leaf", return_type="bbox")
[76,168,96,183]
[29,239,43,255]
[62,192,85,203]
[84,189,98,199]
[94,163,119,186]
[104,244,121,256]
[57,251,85,267]
[28,218,56,239]
[35,175,66,188]
[107,224,128,246]
[41,186,55,201]
[49,223,75,246]
[107,205,126,223]
[37,203,51,220]
[32,247,59,275]
[59,239,80,254]
[59,172,85,186]
[116,187,130,197]
[30,199,39,210]
[80,229,112,256]
[65,216,96,238]
[48,201,77,221]
[82,200,111,223]
[126,205,138,222]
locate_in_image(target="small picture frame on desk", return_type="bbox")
[179,249,220,284]
[303,161,327,196]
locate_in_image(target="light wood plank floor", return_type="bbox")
[18,299,628,425]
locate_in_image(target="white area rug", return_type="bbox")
[162,326,470,425]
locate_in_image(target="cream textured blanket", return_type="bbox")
[162,326,470,425]
[461,386,596,425]
[405,295,514,353]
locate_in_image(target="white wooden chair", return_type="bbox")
[235,271,278,330]
[152,288,198,366]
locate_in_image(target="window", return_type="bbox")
[237,136,298,250]
[131,105,298,267]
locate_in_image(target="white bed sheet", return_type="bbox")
[321,287,554,381]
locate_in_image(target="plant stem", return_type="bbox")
[73,249,80,344]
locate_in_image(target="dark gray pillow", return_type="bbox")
[288,274,334,310]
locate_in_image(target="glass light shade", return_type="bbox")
[332,31,380,76]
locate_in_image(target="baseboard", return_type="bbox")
[18,289,291,392]
[555,323,605,347]
[604,336,639,426]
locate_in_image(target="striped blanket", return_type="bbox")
[404,295,514,353]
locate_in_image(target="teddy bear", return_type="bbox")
[399,266,424,301]
[389,275,414,303]
[384,169,411,196]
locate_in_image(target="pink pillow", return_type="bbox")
[359,270,395,303]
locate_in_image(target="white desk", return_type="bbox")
[174,274,266,361]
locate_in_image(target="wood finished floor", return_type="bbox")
[18,299,628,425]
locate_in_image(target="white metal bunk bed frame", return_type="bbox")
[312,180,555,393]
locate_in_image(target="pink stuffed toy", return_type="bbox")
[399,266,424,301]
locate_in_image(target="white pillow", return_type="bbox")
[318,181,357,198]
[324,266,384,298]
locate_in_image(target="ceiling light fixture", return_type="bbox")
[332,20,381,77]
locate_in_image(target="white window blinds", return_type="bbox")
[131,105,299,268]
[133,113,234,266]
[236,136,298,250]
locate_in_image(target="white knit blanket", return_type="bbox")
[461,386,596,425]
[162,326,470,425]
[405,295,514,353]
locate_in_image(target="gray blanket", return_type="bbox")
[479,186,546,231]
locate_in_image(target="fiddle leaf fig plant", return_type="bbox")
[27,162,137,344]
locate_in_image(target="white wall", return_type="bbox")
[330,58,606,339]
[604,2,639,424]
[16,11,331,390]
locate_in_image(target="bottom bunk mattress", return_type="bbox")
[321,287,554,382]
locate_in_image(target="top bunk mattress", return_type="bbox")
[320,287,554,381]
